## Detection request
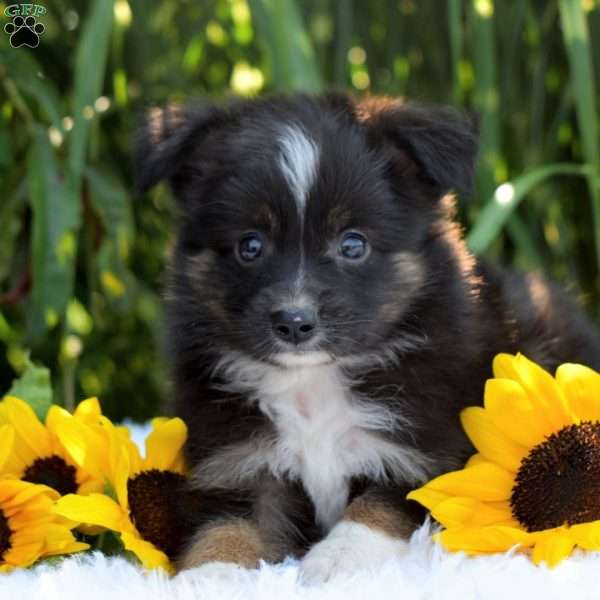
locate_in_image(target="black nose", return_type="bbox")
[271,309,318,345]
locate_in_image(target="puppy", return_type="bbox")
[136,92,600,581]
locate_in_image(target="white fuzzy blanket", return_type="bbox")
[2,423,597,599]
[2,523,600,600]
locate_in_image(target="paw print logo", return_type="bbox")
[4,15,45,48]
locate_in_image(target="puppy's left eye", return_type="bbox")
[339,232,369,260]
[236,233,263,263]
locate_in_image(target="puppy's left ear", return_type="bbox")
[359,98,479,196]
[134,102,228,193]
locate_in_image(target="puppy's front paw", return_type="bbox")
[300,521,408,584]
[177,519,264,573]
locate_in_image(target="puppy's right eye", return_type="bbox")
[236,233,263,263]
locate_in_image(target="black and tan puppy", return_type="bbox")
[136,92,600,581]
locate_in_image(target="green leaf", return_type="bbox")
[0,312,18,345]
[0,48,63,131]
[85,167,134,245]
[469,0,500,202]
[27,125,79,341]
[448,0,463,104]
[7,356,53,421]
[467,163,597,255]
[559,0,600,271]
[0,180,27,288]
[0,129,14,168]
[333,0,352,87]
[85,167,136,307]
[248,0,322,91]
[68,0,115,183]
[25,0,115,342]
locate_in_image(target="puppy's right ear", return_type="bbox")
[134,103,228,193]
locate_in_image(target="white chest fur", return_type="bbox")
[260,364,372,529]
[208,356,431,532]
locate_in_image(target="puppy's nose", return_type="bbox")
[271,309,318,345]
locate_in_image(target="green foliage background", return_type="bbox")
[0,0,599,421]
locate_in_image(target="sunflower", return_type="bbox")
[0,396,106,496]
[407,352,600,567]
[0,429,88,571]
[54,417,189,572]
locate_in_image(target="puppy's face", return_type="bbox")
[137,94,477,369]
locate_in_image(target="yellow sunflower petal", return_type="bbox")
[54,419,87,470]
[460,407,527,472]
[569,521,600,550]
[0,424,15,472]
[513,354,577,430]
[484,378,553,446]
[44,540,90,557]
[406,486,451,511]
[531,530,575,567]
[2,542,44,568]
[411,462,514,503]
[144,418,187,471]
[431,497,514,529]
[0,479,32,502]
[555,363,600,422]
[8,483,58,508]
[8,511,53,530]
[121,531,172,572]
[74,397,102,425]
[54,493,129,532]
[76,478,105,495]
[1,396,52,457]
[464,454,487,468]
[492,353,579,431]
[114,448,131,509]
[45,405,72,435]
[43,524,89,556]
[0,452,25,478]
[492,353,521,380]
[11,527,55,546]
[170,453,186,474]
[435,525,533,553]
[0,480,55,507]
[102,416,141,482]
[47,406,107,481]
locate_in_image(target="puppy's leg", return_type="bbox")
[178,477,314,574]
[300,486,423,583]
[177,518,266,573]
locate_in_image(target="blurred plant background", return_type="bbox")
[0,0,599,421]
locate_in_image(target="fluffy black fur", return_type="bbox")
[136,92,600,563]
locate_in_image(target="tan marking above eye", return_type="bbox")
[254,205,277,231]
[326,206,353,233]
[187,249,215,272]
[185,250,216,287]
[184,251,230,318]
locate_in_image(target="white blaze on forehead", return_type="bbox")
[277,125,319,299]
[277,124,319,219]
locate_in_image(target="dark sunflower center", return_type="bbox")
[0,510,13,558]
[23,455,78,496]
[127,469,191,560]
[511,421,600,532]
